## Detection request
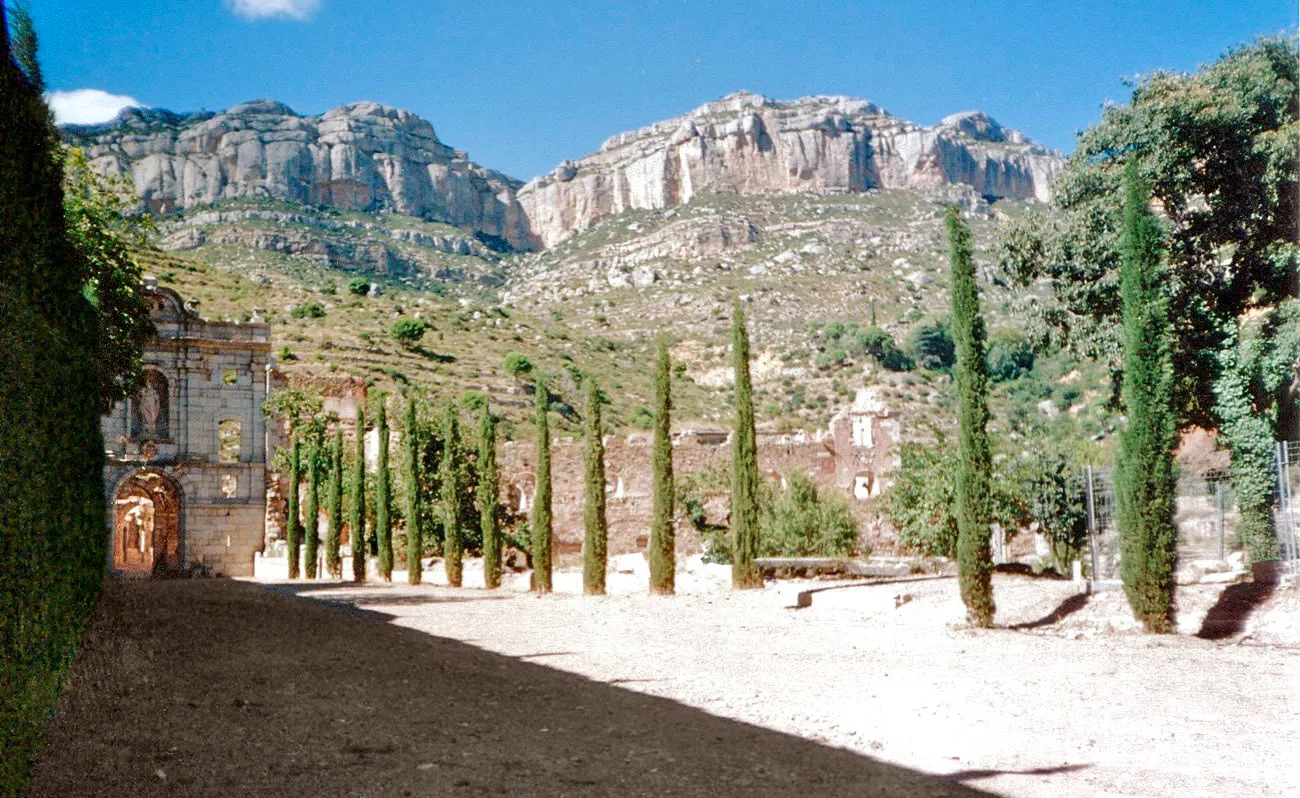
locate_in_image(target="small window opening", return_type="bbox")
[218,420,241,463]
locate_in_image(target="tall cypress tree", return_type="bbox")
[403,397,423,585]
[532,380,553,594]
[326,428,343,578]
[375,398,393,582]
[479,403,503,589]
[947,205,996,628]
[1115,162,1178,633]
[440,406,464,587]
[304,440,321,579]
[730,300,762,589]
[582,377,608,596]
[349,407,367,582]
[286,435,302,579]
[649,340,676,595]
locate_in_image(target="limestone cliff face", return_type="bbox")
[517,92,1063,247]
[63,100,537,250]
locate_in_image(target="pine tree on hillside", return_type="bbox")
[1115,162,1178,633]
[441,405,464,587]
[649,340,676,595]
[403,397,423,585]
[479,403,503,589]
[304,440,321,579]
[532,380,553,594]
[349,408,367,582]
[326,429,343,578]
[376,399,394,582]
[730,300,762,589]
[582,377,608,596]
[287,435,302,579]
[947,205,996,627]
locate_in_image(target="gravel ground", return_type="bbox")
[27,560,1298,797]
[282,557,1300,798]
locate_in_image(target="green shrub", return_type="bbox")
[503,351,533,377]
[291,301,326,319]
[907,317,955,371]
[987,331,1036,382]
[759,473,861,557]
[389,317,429,349]
[347,278,370,296]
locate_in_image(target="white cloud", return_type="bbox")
[225,0,322,20]
[47,89,143,125]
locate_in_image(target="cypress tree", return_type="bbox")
[582,377,608,596]
[403,397,423,585]
[947,205,996,627]
[286,435,302,579]
[479,403,503,589]
[1115,163,1178,633]
[376,399,393,582]
[532,380,553,594]
[730,300,762,588]
[440,406,464,587]
[326,429,343,578]
[649,340,676,595]
[304,440,320,579]
[349,408,367,582]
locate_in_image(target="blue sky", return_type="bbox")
[26,0,1296,182]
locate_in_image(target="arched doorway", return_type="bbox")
[112,470,183,575]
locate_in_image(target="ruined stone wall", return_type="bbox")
[499,431,888,557]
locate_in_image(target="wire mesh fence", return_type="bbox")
[1082,441,1299,582]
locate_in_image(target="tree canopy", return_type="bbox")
[999,36,1298,428]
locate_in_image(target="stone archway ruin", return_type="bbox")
[112,470,183,576]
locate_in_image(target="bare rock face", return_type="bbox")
[63,100,538,250]
[517,92,1063,247]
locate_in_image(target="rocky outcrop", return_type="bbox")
[63,100,538,250]
[518,92,1063,247]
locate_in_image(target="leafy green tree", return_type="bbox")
[649,340,675,595]
[730,300,762,589]
[403,397,423,585]
[286,435,302,579]
[532,380,553,594]
[389,317,429,349]
[887,438,961,557]
[375,398,393,582]
[1000,39,1298,547]
[1114,164,1178,633]
[326,429,343,578]
[62,147,154,412]
[948,206,995,628]
[582,377,608,596]
[479,403,503,589]
[441,405,464,587]
[349,408,367,582]
[304,440,321,579]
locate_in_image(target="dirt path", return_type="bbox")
[26,578,986,797]
[277,568,1300,798]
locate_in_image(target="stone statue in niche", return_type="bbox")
[139,383,161,436]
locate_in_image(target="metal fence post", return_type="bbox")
[1086,465,1100,580]
[1216,479,1225,562]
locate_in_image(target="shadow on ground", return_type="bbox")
[945,763,1091,783]
[1008,592,1092,631]
[27,579,991,797]
[1196,581,1277,640]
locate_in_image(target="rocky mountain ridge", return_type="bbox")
[63,99,536,250]
[65,92,1063,252]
